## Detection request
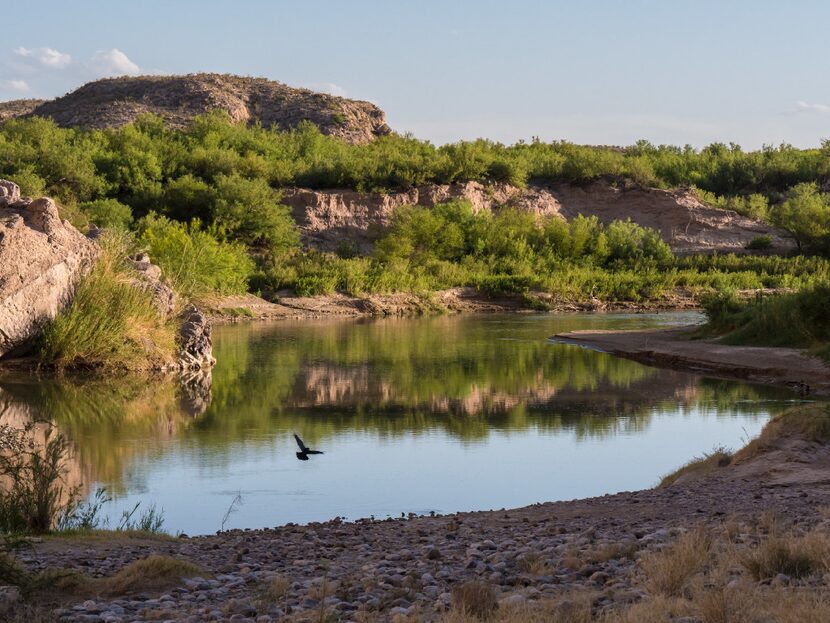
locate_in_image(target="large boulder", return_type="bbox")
[0,182,98,358]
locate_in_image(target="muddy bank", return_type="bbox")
[204,288,699,323]
[13,410,830,622]
[553,327,830,395]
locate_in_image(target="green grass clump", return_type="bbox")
[38,231,176,370]
[699,284,830,359]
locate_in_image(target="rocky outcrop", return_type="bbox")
[1,74,390,144]
[282,180,795,255]
[0,181,215,371]
[0,98,44,122]
[178,305,215,370]
[283,181,562,252]
[0,181,98,358]
[128,251,178,318]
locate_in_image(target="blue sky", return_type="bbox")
[3,0,829,148]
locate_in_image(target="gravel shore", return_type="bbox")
[14,453,830,622]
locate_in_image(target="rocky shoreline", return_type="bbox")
[12,429,830,622]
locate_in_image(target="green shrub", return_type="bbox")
[138,214,255,297]
[746,235,773,250]
[80,198,134,230]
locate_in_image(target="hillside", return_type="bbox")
[0,74,391,144]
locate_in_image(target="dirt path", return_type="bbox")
[552,327,830,395]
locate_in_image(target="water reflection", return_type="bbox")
[0,313,796,532]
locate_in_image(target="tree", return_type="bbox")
[772,183,830,252]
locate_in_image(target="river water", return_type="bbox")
[0,312,798,535]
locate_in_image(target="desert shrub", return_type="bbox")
[701,284,830,351]
[0,424,76,534]
[79,198,134,230]
[741,534,817,580]
[138,214,255,297]
[746,235,773,250]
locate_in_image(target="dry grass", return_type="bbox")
[733,403,830,462]
[517,552,553,575]
[740,529,830,580]
[583,541,640,564]
[640,527,712,596]
[441,594,593,623]
[100,555,205,596]
[451,581,498,620]
[659,447,733,488]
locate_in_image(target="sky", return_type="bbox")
[2,0,829,148]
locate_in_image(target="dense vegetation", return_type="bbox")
[700,285,830,361]
[3,113,830,305]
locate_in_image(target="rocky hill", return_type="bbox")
[283,180,796,255]
[0,74,391,144]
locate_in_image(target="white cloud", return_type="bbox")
[13,46,71,69]
[303,82,348,97]
[5,79,30,93]
[796,100,830,114]
[89,49,140,77]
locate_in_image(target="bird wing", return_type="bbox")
[293,434,308,452]
[306,450,324,455]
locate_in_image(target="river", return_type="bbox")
[0,312,798,535]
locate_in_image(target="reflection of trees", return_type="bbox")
[0,315,791,493]
[0,376,193,493]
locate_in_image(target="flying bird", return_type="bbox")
[294,434,324,461]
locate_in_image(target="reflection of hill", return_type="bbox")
[0,315,791,496]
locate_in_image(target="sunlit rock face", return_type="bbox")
[282,180,795,255]
[0,181,98,358]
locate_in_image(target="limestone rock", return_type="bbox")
[178,304,215,370]
[0,180,20,207]
[546,181,795,255]
[0,184,98,358]
[1,74,390,145]
[129,252,177,317]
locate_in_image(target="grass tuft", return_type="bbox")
[38,230,177,370]
[659,447,733,488]
[101,555,205,596]
[640,528,712,596]
[451,581,498,620]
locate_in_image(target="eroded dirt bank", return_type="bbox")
[553,327,830,395]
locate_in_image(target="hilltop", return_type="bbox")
[0,73,391,144]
